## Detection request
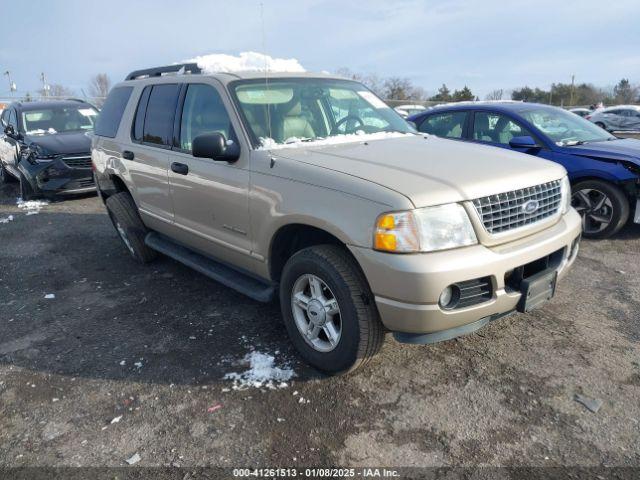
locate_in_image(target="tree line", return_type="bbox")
[336,68,639,106]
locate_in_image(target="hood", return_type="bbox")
[23,131,92,156]
[561,138,640,167]
[273,135,566,208]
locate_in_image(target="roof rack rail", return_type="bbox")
[125,63,202,81]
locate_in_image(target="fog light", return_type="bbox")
[439,285,460,309]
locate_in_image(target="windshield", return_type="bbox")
[230,78,413,147]
[518,107,614,145]
[21,105,99,135]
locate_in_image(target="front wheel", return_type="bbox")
[280,245,384,375]
[19,172,36,201]
[571,180,629,239]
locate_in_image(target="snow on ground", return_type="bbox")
[183,52,305,74]
[0,215,14,224]
[223,351,296,390]
[17,197,49,215]
[257,131,415,150]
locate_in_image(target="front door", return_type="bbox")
[0,108,21,176]
[168,82,252,266]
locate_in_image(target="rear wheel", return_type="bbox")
[105,192,157,263]
[571,180,629,239]
[279,245,384,374]
[595,122,607,130]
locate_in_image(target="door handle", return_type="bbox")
[171,162,189,175]
[122,150,135,160]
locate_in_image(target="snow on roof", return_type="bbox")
[183,51,306,74]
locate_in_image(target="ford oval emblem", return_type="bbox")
[522,200,540,214]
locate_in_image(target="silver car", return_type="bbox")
[589,105,640,132]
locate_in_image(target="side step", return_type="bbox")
[145,232,276,303]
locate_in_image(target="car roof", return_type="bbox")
[410,101,565,118]
[11,99,94,111]
[603,104,640,111]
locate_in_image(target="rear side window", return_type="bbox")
[140,84,180,146]
[419,111,467,138]
[95,86,133,138]
[132,86,152,142]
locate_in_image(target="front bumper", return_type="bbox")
[349,209,582,336]
[19,156,95,195]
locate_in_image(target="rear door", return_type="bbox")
[620,109,640,130]
[126,83,180,224]
[167,81,252,267]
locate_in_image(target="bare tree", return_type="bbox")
[485,89,503,101]
[89,73,111,101]
[39,83,75,98]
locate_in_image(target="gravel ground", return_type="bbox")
[0,179,639,471]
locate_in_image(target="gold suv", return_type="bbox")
[92,64,581,374]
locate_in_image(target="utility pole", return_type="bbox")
[40,72,50,97]
[4,71,17,94]
[570,74,575,106]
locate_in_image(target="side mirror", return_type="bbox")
[192,132,239,162]
[509,136,539,150]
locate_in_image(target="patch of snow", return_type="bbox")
[223,351,295,390]
[44,294,55,299]
[134,361,143,368]
[17,198,48,215]
[257,131,415,150]
[110,415,122,424]
[25,128,57,135]
[0,215,14,224]
[125,453,141,465]
[183,51,305,74]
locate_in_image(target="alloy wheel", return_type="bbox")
[571,188,614,234]
[291,274,342,353]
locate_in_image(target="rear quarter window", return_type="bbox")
[95,87,133,138]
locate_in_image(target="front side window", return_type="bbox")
[21,105,98,135]
[418,111,467,138]
[472,112,532,145]
[518,107,614,145]
[142,84,180,146]
[230,78,411,146]
[179,84,234,152]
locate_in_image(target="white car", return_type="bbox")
[394,104,427,118]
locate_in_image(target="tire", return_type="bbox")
[105,192,157,263]
[19,172,37,201]
[279,245,384,374]
[0,161,15,183]
[571,180,629,239]
[595,122,607,131]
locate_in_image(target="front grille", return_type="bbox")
[472,180,562,234]
[62,155,92,169]
[453,277,493,309]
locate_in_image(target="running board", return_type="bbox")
[145,232,276,303]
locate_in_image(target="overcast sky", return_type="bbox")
[1,0,639,98]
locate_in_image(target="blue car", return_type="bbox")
[409,102,640,238]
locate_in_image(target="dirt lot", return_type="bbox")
[0,179,639,471]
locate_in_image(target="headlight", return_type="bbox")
[560,176,571,214]
[374,203,478,253]
[27,144,56,164]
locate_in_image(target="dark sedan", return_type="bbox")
[409,102,640,238]
[0,100,98,200]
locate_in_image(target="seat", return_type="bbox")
[474,114,495,142]
[280,101,315,141]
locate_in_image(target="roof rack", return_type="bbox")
[125,63,202,81]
